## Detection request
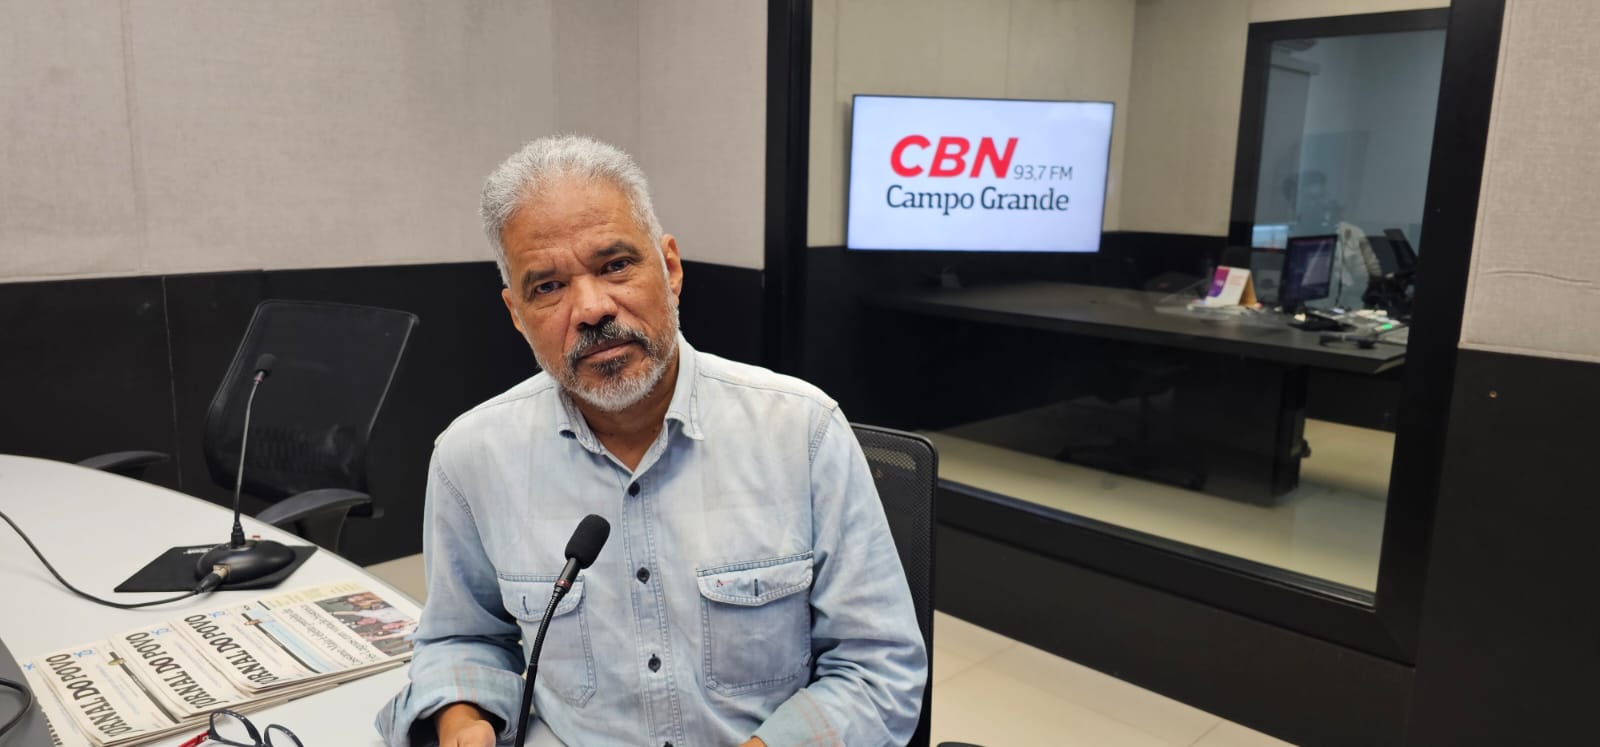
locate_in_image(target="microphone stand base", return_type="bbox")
[196,539,296,585]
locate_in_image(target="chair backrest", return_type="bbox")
[852,423,937,747]
[203,300,418,504]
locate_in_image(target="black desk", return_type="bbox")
[875,282,1406,503]
[878,282,1405,375]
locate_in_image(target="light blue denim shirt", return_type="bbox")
[376,337,927,746]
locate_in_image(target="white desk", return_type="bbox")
[0,455,560,747]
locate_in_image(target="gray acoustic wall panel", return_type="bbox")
[125,1,558,276]
[2,1,767,283]
[554,0,642,153]
[0,0,144,280]
[1460,0,1600,363]
[636,1,768,270]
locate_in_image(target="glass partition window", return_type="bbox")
[918,22,1447,594]
[814,2,1449,598]
[1252,29,1445,309]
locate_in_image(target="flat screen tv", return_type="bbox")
[846,94,1114,253]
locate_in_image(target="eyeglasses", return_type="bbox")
[177,709,304,747]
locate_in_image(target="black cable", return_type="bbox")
[0,509,225,610]
[0,675,32,740]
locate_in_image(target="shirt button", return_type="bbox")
[648,654,660,672]
[628,481,641,496]
[636,567,650,583]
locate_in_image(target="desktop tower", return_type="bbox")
[1174,358,1307,505]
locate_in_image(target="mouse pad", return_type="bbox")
[116,544,317,592]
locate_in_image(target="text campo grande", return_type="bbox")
[885,184,1070,216]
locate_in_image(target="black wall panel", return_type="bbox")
[1406,350,1600,744]
[679,260,765,366]
[938,526,1413,746]
[0,276,181,489]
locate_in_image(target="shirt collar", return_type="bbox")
[554,333,704,452]
[664,334,705,440]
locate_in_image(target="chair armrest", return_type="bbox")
[255,488,372,528]
[76,450,171,478]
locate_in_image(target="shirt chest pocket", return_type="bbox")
[497,575,597,707]
[696,552,814,696]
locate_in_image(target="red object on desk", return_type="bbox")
[177,732,210,747]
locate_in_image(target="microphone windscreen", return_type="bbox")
[565,514,611,569]
[254,353,277,378]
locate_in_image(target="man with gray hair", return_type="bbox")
[376,135,926,746]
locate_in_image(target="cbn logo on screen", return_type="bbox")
[847,95,1111,252]
[889,135,1018,178]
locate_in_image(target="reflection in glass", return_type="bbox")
[1252,29,1446,314]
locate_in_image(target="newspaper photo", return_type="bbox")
[170,581,418,694]
[27,579,419,747]
[173,606,320,693]
[257,582,419,664]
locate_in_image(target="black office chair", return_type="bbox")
[852,424,939,747]
[82,300,419,551]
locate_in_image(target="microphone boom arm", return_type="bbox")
[512,569,576,746]
[228,371,265,548]
[511,515,605,747]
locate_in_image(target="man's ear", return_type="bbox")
[661,234,684,300]
[501,287,526,335]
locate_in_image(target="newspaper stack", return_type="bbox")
[21,580,419,747]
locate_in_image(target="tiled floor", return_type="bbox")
[927,611,1291,747]
[368,552,427,603]
[928,418,1392,590]
[365,556,1294,746]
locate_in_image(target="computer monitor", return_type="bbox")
[1251,223,1290,249]
[1249,248,1286,305]
[1281,234,1337,308]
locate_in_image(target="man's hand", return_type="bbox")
[436,702,497,747]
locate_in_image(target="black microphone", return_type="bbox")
[194,353,295,584]
[513,515,610,746]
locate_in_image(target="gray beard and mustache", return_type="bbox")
[537,304,679,413]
